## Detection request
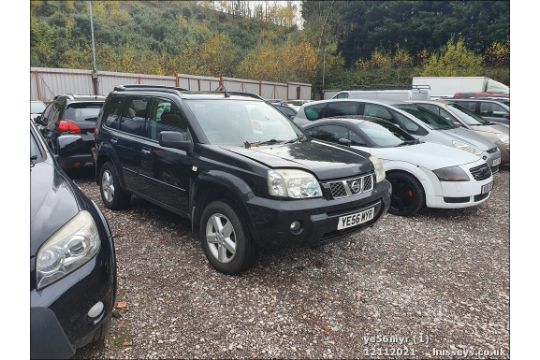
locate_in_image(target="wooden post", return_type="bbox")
[175,72,180,88]
[34,70,42,101]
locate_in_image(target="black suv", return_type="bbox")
[94,85,391,273]
[35,94,105,169]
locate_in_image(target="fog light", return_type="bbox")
[290,221,303,235]
[88,301,104,319]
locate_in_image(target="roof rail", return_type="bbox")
[114,84,187,92]
[227,91,265,101]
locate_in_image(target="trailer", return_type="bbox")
[412,76,509,98]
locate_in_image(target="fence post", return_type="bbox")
[175,72,180,87]
[259,80,262,97]
[34,70,42,101]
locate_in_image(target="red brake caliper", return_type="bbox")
[407,189,414,198]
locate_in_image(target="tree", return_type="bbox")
[422,37,483,76]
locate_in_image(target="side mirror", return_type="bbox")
[35,115,47,126]
[338,138,352,147]
[159,131,192,152]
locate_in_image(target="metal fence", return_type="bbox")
[31,67,312,102]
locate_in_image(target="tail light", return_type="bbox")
[57,120,81,134]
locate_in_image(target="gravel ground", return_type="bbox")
[74,168,509,359]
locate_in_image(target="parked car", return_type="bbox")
[31,121,116,359]
[34,95,105,169]
[94,85,391,274]
[272,103,297,120]
[286,99,313,111]
[294,99,502,173]
[450,98,510,127]
[412,100,509,165]
[31,100,47,121]
[302,117,494,216]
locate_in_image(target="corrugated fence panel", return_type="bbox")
[31,67,312,101]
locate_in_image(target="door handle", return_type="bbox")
[110,137,118,144]
[141,147,151,155]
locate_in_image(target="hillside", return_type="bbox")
[30,1,509,93]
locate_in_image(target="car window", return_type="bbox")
[119,97,149,136]
[304,103,326,121]
[390,110,428,136]
[349,130,368,146]
[46,102,61,130]
[456,101,477,112]
[479,102,509,118]
[335,92,349,99]
[102,97,124,129]
[417,103,439,114]
[322,102,362,118]
[148,98,190,141]
[305,125,349,144]
[395,104,455,130]
[64,103,102,122]
[186,99,303,147]
[363,104,393,120]
[447,103,491,126]
[274,105,297,117]
[357,121,416,147]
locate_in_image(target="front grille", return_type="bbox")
[487,147,498,154]
[469,164,491,181]
[325,173,374,199]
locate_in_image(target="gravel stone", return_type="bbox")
[73,168,509,359]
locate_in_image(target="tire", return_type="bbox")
[387,171,425,216]
[99,162,131,210]
[199,201,256,274]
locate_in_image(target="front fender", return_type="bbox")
[190,170,256,232]
[383,160,440,201]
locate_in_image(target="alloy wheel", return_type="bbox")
[102,170,115,203]
[205,213,237,263]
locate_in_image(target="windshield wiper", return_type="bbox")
[397,139,419,146]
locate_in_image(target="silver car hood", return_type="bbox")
[439,127,497,150]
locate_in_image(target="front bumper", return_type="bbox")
[426,160,493,209]
[30,239,115,359]
[485,148,502,174]
[245,180,391,247]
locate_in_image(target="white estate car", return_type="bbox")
[302,116,493,216]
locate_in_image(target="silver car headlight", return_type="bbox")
[451,140,483,156]
[36,211,101,290]
[369,156,385,183]
[433,166,470,182]
[268,169,322,198]
[496,134,509,145]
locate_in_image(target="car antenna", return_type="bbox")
[215,75,230,98]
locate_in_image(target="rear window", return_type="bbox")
[64,103,102,122]
[395,104,455,130]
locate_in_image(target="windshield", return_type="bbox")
[447,103,491,126]
[358,120,416,147]
[185,99,304,147]
[31,101,46,114]
[395,104,456,130]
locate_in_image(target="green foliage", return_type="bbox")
[422,37,484,76]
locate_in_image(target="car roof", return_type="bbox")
[409,99,452,105]
[302,98,406,108]
[112,85,265,101]
[54,94,106,101]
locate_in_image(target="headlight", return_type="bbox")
[267,169,322,198]
[36,211,101,290]
[433,166,470,182]
[496,134,509,145]
[369,156,385,183]
[451,140,483,156]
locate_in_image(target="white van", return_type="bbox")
[329,88,430,101]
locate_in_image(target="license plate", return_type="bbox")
[481,182,493,194]
[337,207,375,230]
[492,157,501,166]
